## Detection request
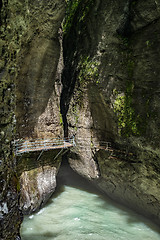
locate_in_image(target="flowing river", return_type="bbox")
[21,161,160,240]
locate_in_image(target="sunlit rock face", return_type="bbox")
[20,166,57,214]
[15,0,65,139]
[61,0,160,226]
[17,150,62,215]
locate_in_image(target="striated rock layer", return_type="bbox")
[18,150,62,215]
[61,0,160,226]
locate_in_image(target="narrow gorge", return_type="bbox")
[0,0,160,239]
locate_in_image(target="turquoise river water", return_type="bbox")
[21,162,160,240]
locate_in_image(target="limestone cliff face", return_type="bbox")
[61,0,160,226]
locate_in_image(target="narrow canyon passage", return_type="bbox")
[21,160,160,240]
[1,1,160,238]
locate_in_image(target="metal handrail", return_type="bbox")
[14,137,75,155]
[13,136,110,156]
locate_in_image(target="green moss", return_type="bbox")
[113,36,143,137]
[145,40,152,48]
[78,0,93,22]
[63,0,94,34]
[78,56,100,86]
[74,56,100,108]
[59,112,63,126]
[113,74,141,137]
[63,0,81,33]
[16,179,21,192]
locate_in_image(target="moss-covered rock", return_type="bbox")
[0,1,23,239]
[0,0,65,238]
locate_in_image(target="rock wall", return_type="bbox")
[17,150,62,214]
[61,0,160,226]
[0,0,65,238]
[14,0,65,139]
[14,0,65,215]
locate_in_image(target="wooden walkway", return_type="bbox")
[14,137,111,156]
[14,137,75,155]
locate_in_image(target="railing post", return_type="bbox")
[73,136,76,146]
[106,142,108,150]
[14,140,17,155]
[64,139,66,148]
[44,140,46,150]
[25,141,27,152]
